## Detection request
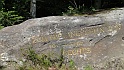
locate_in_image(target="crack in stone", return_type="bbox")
[94,35,111,46]
[87,23,105,27]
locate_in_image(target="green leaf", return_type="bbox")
[0,24,4,30]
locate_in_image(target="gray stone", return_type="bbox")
[0,8,124,70]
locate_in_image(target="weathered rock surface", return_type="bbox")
[0,8,124,70]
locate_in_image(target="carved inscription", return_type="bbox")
[31,24,121,56]
[29,23,122,58]
[32,32,62,43]
[49,41,84,48]
[63,47,91,56]
[31,23,121,44]
[68,24,121,38]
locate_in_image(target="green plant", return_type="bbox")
[84,65,93,70]
[69,59,75,67]
[0,10,23,27]
[62,5,96,16]
[0,24,4,30]
[62,6,82,16]
[17,47,77,70]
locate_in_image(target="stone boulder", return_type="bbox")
[0,8,124,70]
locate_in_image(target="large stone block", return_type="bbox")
[0,8,124,70]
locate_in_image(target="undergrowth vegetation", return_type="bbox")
[16,48,77,70]
[0,10,23,27]
[0,24,4,30]
[62,4,96,16]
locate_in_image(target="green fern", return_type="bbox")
[0,10,23,27]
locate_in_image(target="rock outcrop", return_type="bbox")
[0,8,124,70]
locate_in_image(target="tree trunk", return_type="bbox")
[30,0,36,18]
